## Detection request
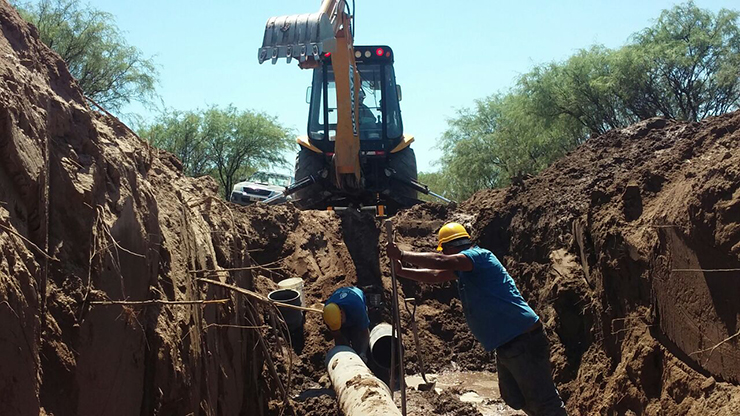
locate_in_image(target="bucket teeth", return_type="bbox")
[258,12,337,64]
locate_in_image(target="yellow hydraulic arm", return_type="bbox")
[258,0,362,189]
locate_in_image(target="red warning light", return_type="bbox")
[385,51,391,58]
[375,48,384,56]
[324,52,331,57]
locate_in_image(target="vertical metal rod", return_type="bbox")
[389,315,396,399]
[384,220,407,415]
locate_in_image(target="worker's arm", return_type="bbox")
[330,330,351,346]
[387,242,473,271]
[350,327,370,361]
[392,260,458,284]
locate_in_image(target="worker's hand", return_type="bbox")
[386,241,403,260]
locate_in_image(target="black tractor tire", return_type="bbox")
[293,147,326,208]
[388,146,418,205]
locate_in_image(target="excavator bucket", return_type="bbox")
[258,13,337,65]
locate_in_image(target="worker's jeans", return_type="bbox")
[496,326,567,416]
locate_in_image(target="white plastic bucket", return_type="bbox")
[278,277,305,307]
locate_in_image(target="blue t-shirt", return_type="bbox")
[324,287,370,331]
[455,247,539,351]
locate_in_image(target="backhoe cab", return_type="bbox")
[257,1,423,214]
[295,46,418,211]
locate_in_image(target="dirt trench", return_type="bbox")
[2,1,740,415]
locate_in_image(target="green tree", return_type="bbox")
[438,96,504,200]
[13,0,158,113]
[520,46,637,135]
[417,171,452,203]
[436,1,740,199]
[205,106,292,199]
[141,106,293,199]
[437,93,584,200]
[140,110,210,176]
[629,1,740,121]
[520,2,740,129]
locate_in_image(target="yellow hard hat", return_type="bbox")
[437,222,470,251]
[323,303,342,331]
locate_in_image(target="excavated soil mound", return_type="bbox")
[456,115,740,414]
[2,1,740,415]
[1,3,270,414]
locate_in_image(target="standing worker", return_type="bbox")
[386,222,567,416]
[323,286,371,362]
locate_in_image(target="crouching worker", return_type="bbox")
[386,222,567,416]
[323,286,371,363]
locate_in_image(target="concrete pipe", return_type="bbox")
[325,345,402,416]
[369,322,400,369]
[267,288,303,331]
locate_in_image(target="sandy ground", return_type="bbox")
[404,371,526,415]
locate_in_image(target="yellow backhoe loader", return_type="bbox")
[258,0,450,213]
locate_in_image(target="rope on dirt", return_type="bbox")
[188,260,284,274]
[0,223,56,261]
[689,328,740,364]
[243,296,296,415]
[196,278,323,313]
[204,323,270,330]
[90,299,230,306]
[610,317,652,337]
[1,301,39,367]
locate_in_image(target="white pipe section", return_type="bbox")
[325,345,402,416]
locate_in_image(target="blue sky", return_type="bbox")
[86,0,737,173]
